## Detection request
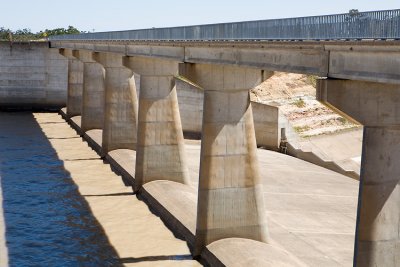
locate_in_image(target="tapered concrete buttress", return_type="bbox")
[181,63,269,255]
[93,52,138,155]
[355,126,400,266]
[59,48,83,117]
[73,50,105,132]
[123,57,190,191]
[317,79,400,267]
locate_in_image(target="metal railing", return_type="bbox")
[50,9,400,41]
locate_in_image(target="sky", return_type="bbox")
[1,1,399,32]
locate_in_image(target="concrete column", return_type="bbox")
[123,57,189,191]
[181,63,269,255]
[59,48,83,117]
[73,50,105,132]
[317,79,400,267]
[355,126,400,266]
[93,52,138,155]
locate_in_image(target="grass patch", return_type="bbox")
[306,75,317,88]
[293,98,306,108]
[293,125,311,133]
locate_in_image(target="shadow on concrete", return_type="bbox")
[0,112,122,266]
[83,192,134,197]
[119,254,193,263]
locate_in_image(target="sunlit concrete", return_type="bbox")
[0,174,8,267]
[70,110,358,266]
[124,57,190,191]
[318,79,400,266]
[34,112,201,267]
[181,63,269,254]
[59,48,83,117]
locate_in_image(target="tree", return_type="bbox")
[0,26,81,41]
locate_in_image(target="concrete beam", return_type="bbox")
[317,79,400,127]
[73,50,105,132]
[181,63,269,255]
[328,51,400,85]
[59,48,83,118]
[123,56,190,191]
[51,41,400,84]
[93,52,138,155]
[355,126,400,267]
[184,46,328,76]
[126,45,184,61]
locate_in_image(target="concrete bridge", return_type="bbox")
[1,9,400,266]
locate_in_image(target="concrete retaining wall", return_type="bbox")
[0,42,67,109]
[252,101,280,149]
[176,78,203,137]
[176,77,282,149]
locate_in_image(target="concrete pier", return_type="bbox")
[181,63,269,255]
[59,48,83,118]
[94,52,138,155]
[60,108,359,266]
[73,50,105,133]
[355,126,400,266]
[124,57,190,191]
[317,79,400,267]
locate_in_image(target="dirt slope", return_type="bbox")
[251,72,360,137]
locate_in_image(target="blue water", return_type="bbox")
[0,112,121,267]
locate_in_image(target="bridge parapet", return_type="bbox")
[50,9,400,41]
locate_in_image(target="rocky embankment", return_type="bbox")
[251,72,360,137]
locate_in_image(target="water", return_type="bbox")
[0,112,121,267]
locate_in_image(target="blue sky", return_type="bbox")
[2,1,399,32]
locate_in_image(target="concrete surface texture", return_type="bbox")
[355,126,400,266]
[62,109,359,266]
[318,78,400,266]
[175,78,203,135]
[175,77,282,149]
[297,129,362,175]
[59,48,83,117]
[0,173,8,267]
[33,112,201,267]
[53,40,400,85]
[205,238,307,267]
[317,79,400,126]
[74,50,105,132]
[141,141,359,266]
[94,52,138,155]
[181,63,269,255]
[0,42,67,108]
[124,57,190,191]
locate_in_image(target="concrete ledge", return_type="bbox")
[203,238,306,267]
[66,116,83,136]
[106,149,136,186]
[141,180,197,251]
[83,129,103,155]
[60,107,68,120]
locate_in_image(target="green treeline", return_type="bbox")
[0,26,81,41]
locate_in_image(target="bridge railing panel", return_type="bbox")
[50,9,400,41]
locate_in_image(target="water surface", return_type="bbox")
[0,112,120,266]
